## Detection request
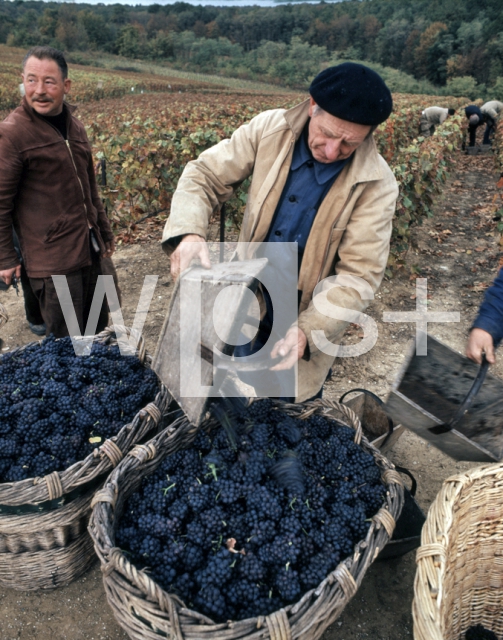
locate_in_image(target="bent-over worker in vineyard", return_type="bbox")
[419,106,456,137]
[162,62,399,402]
[0,46,117,338]
[480,100,503,145]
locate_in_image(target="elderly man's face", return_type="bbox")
[307,97,371,163]
[22,56,71,117]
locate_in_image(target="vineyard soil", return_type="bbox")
[0,149,502,639]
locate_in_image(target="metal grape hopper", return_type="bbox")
[152,258,269,426]
[385,334,503,462]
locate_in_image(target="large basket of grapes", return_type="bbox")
[0,325,172,590]
[90,397,404,640]
[413,461,503,640]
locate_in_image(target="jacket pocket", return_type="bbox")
[44,213,67,242]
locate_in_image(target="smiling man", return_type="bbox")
[162,63,398,401]
[0,46,116,338]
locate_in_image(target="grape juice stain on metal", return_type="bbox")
[152,258,268,426]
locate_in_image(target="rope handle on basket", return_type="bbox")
[139,402,162,425]
[34,471,64,500]
[130,442,157,463]
[98,439,124,467]
[265,609,292,640]
[372,507,396,538]
[91,485,117,509]
[415,543,446,563]
[382,469,404,487]
[324,563,358,599]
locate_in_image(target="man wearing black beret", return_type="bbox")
[162,63,398,401]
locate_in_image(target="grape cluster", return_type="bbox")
[465,625,498,640]
[0,335,159,482]
[116,400,386,623]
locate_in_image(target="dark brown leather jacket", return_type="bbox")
[0,98,113,278]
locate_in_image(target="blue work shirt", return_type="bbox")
[264,126,350,265]
[261,126,350,330]
[235,127,349,400]
[472,267,503,346]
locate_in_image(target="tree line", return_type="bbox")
[2,0,503,96]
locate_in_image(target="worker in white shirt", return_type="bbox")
[481,100,503,145]
[419,106,456,137]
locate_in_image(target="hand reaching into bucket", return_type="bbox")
[170,234,211,279]
[466,328,496,365]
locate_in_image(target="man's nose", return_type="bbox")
[325,139,342,162]
[34,81,46,94]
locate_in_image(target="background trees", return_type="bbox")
[1,0,503,96]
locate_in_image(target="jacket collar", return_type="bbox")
[284,98,386,184]
[21,97,77,121]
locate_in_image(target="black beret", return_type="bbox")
[309,62,393,126]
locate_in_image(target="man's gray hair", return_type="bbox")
[23,46,68,80]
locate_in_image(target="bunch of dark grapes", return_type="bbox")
[0,335,159,482]
[465,625,498,640]
[116,400,386,624]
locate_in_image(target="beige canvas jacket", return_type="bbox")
[162,99,398,401]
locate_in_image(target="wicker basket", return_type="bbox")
[89,398,404,640]
[413,462,503,640]
[0,301,7,326]
[0,325,172,590]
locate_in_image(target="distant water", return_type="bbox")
[74,0,343,6]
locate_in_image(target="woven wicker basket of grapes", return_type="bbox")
[0,325,172,590]
[89,397,404,640]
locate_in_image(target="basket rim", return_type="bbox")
[412,461,503,640]
[0,325,171,507]
[90,397,405,639]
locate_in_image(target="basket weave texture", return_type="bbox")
[0,325,172,590]
[90,398,404,640]
[0,302,7,327]
[413,462,503,640]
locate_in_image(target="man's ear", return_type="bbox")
[308,96,317,118]
[64,78,72,95]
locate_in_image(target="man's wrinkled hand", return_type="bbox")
[270,327,307,371]
[466,328,495,364]
[0,265,21,287]
[170,234,211,279]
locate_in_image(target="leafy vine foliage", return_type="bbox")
[81,91,467,271]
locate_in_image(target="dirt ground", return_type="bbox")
[0,145,502,639]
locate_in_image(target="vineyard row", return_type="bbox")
[80,92,470,270]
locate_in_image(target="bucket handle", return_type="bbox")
[428,354,489,435]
